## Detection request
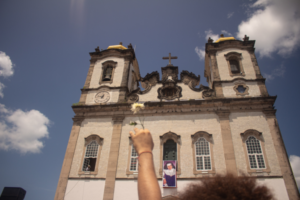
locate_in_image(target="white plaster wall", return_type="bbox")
[137,83,203,102]
[229,112,281,176]
[216,48,256,81]
[116,113,226,178]
[222,81,261,98]
[113,178,288,200]
[89,57,125,88]
[85,89,119,104]
[257,178,289,200]
[178,83,203,100]
[138,84,161,102]
[69,118,113,178]
[114,179,197,200]
[64,179,105,200]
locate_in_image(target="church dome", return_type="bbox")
[107,42,127,50]
[215,35,235,43]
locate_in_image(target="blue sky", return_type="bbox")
[0,0,300,199]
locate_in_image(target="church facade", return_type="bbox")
[54,37,299,200]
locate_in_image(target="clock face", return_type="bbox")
[95,91,110,103]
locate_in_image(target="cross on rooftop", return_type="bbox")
[163,53,177,66]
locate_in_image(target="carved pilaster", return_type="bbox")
[214,82,224,98]
[83,61,96,88]
[263,111,300,200]
[54,117,83,200]
[249,52,263,79]
[112,115,125,123]
[216,111,238,175]
[210,53,220,81]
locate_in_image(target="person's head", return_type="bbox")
[178,173,275,200]
[167,163,173,170]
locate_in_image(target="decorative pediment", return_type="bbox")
[240,129,263,142]
[84,135,103,146]
[191,131,213,143]
[180,70,200,86]
[161,66,178,82]
[160,131,181,144]
[157,66,182,101]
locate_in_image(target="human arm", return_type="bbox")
[129,128,162,200]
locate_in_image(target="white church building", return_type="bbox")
[54,36,299,200]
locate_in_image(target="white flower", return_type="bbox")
[131,103,145,114]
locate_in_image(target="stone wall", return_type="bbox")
[229,112,281,176]
[69,118,113,178]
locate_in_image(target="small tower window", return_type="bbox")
[102,66,113,81]
[229,59,240,74]
[82,140,99,171]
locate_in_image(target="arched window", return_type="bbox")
[246,136,265,169]
[191,131,215,174]
[102,66,113,81]
[99,60,117,84]
[195,137,211,170]
[229,59,240,74]
[82,140,99,171]
[224,52,245,77]
[159,132,181,175]
[240,129,270,173]
[129,145,138,171]
[163,139,177,161]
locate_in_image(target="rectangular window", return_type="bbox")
[130,145,138,171]
[82,140,99,171]
[246,136,266,169]
[195,138,211,171]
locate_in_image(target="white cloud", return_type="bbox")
[195,46,205,60]
[0,51,14,77]
[204,29,219,42]
[290,155,300,188]
[237,0,300,57]
[0,104,50,153]
[227,12,234,19]
[0,51,14,98]
[263,64,285,82]
[221,30,232,37]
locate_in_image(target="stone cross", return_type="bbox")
[163,53,177,66]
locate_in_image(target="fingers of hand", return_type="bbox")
[129,131,134,137]
[134,127,140,134]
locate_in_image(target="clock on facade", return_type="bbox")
[94,91,110,103]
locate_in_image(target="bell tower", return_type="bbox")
[204,34,268,98]
[79,42,141,105]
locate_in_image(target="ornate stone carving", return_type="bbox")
[191,131,213,143]
[157,66,182,101]
[202,89,215,98]
[180,70,216,99]
[240,129,263,142]
[138,71,159,95]
[160,131,181,144]
[127,94,139,103]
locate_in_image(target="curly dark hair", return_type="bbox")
[178,174,275,200]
